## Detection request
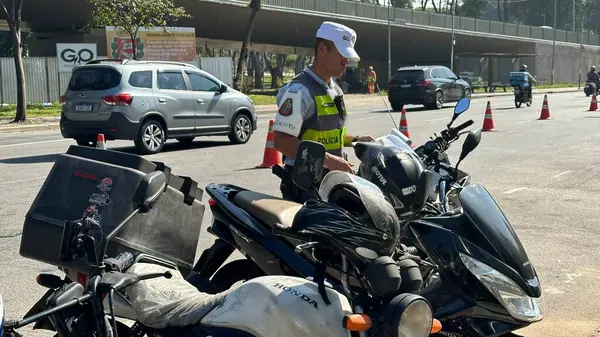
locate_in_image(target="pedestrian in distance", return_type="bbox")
[272,21,375,203]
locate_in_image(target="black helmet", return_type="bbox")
[520,64,528,71]
[355,143,425,219]
[292,171,402,258]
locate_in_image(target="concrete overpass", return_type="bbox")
[15,0,600,84]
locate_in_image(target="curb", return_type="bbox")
[0,122,60,134]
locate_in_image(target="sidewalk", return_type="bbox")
[0,87,580,134]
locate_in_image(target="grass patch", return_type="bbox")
[0,104,62,119]
[248,94,276,106]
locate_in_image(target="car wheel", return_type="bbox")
[228,113,252,144]
[176,137,195,146]
[463,88,472,99]
[75,138,97,147]
[390,101,404,111]
[134,119,166,154]
[434,90,444,109]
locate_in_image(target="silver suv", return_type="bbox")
[60,59,257,154]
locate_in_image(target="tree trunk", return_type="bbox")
[252,52,264,89]
[233,1,260,90]
[11,25,25,122]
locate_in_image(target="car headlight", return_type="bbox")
[386,293,433,337]
[459,253,544,322]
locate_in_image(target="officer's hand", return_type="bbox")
[358,135,375,142]
[325,154,355,173]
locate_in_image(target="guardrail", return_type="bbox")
[260,0,598,46]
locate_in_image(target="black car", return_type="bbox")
[388,65,471,111]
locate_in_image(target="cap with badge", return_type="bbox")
[316,21,360,62]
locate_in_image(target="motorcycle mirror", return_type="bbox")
[459,128,482,162]
[291,140,326,193]
[449,97,471,127]
[132,171,167,213]
[412,169,434,212]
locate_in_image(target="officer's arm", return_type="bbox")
[273,85,310,160]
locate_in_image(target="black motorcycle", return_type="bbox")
[584,80,597,97]
[194,99,545,337]
[512,85,532,108]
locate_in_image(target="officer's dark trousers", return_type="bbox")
[278,164,328,204]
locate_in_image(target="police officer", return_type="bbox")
[272,21,375,203]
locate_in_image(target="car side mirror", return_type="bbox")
[219,84,227,93]
[132,171,167,212]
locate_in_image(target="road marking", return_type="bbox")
[0,176,46,185]
[426,117,448,122]
[503,187,526,194]
[0,139,70,148]
[554,170,571,178]
[516,120,529,124]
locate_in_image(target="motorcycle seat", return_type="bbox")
[233,191,303,228]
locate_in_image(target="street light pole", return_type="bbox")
[450,0,456,71]
[573,0,575,32]
[388,0,391,82]
[551,0,557,85]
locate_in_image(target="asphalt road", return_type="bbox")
[1,92,599,337]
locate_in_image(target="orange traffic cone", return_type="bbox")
[96,133,106,150]
[482,101,497,132]
[399,108,410,139]
[256,120,283,168]
[538,94,551,120]
[589,92,598,111]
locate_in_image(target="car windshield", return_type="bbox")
[319,171,400,233]
[68,67,122,91]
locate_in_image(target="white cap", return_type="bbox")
[316,21,360,62]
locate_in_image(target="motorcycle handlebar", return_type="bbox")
[453,119,474,133]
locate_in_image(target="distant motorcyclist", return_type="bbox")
[519,65,536,98]
[587,66,599,89]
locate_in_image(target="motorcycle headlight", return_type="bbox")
[386,293,433,337]
[459,253,544,322]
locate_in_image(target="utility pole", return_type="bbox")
[450,0,456,71]
[573,0,575,32]
[551,0,557,85]
[388,0,391,82]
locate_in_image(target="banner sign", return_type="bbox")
[105,26,196,61]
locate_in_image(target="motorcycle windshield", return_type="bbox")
[459,184,535,280]
[377,129,416,154]
[319,171,400,233]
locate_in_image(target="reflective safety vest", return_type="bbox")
[292,72,347,157]
[367,71,376,83]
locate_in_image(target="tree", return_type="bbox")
[0,0,26,122]
[88,0,190,60]
[233,0,261,91]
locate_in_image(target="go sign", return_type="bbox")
[61,48,95,64]
[56,43,97,72]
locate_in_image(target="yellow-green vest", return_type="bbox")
[292,72,347,157]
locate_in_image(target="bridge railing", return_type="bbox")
[262,0,599,46]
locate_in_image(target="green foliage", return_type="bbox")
[88,0,191,59]
[88,0,190,32]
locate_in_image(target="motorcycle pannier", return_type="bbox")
[19,145,205,277]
